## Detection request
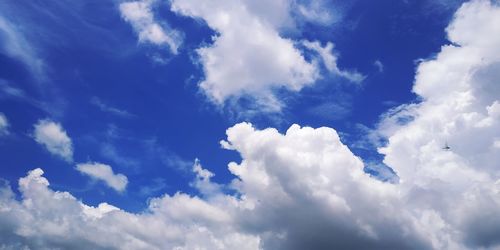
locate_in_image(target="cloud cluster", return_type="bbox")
[32,119,128,193]
[119,0,182,54]
[33,119,74,162]
[118,0,361,111]
[1,0,499,249]
[76,162,128,192]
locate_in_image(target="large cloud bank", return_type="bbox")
[1,0,499,249]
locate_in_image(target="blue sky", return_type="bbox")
[1,0,500,249]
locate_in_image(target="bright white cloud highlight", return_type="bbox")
[33,119,73,162]
[120,0,182,54]
[76,162,128,192]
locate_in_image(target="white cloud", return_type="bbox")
[0,113,9,136]
[303,40,365,83]
[170,0,319,111]
[76,162,128,192]
[0,168,259,249]
[295,0,338,26]
[190,159,221,197]
[119,0,182,54]
[33,119,73,162]
[115,0,360,112]
[0,16,45,79]
[0,1,499,249]
[377,0,500,247]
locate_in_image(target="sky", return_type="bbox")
[0,0,499,249]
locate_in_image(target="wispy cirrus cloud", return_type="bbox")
[119,0,182,54]
[90,97,136,119]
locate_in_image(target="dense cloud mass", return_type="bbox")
[0,0,499,249]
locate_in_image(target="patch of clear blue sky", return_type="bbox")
[0,0,466,212]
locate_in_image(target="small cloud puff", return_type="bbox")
[76,162,128,192]
[33,119,73,162]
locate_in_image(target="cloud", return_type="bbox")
[76,162,128,192]
[90,97,136,118]
[0,123,423,249]
[0,16,45,79]
[33,119,73,162]
[119,0,182,54]
[190,159,221,197]
[377,0,500,248]
[0,1,499,249]
[0,113,9,136]
[374,60,384,72]
[0,168,259,249]
[112,0,361,113]
[295,0,338,26]
[170,0,319,111]
[303,40,365,83]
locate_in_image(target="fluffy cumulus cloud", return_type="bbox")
[0,123,421,249]
[0,168,259,249]
[377,0,500,248]
[1,0,500,249]
[120,0,182,54]
[76,162,128,192]
[170,0,359,111]
[33,119,73,162]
